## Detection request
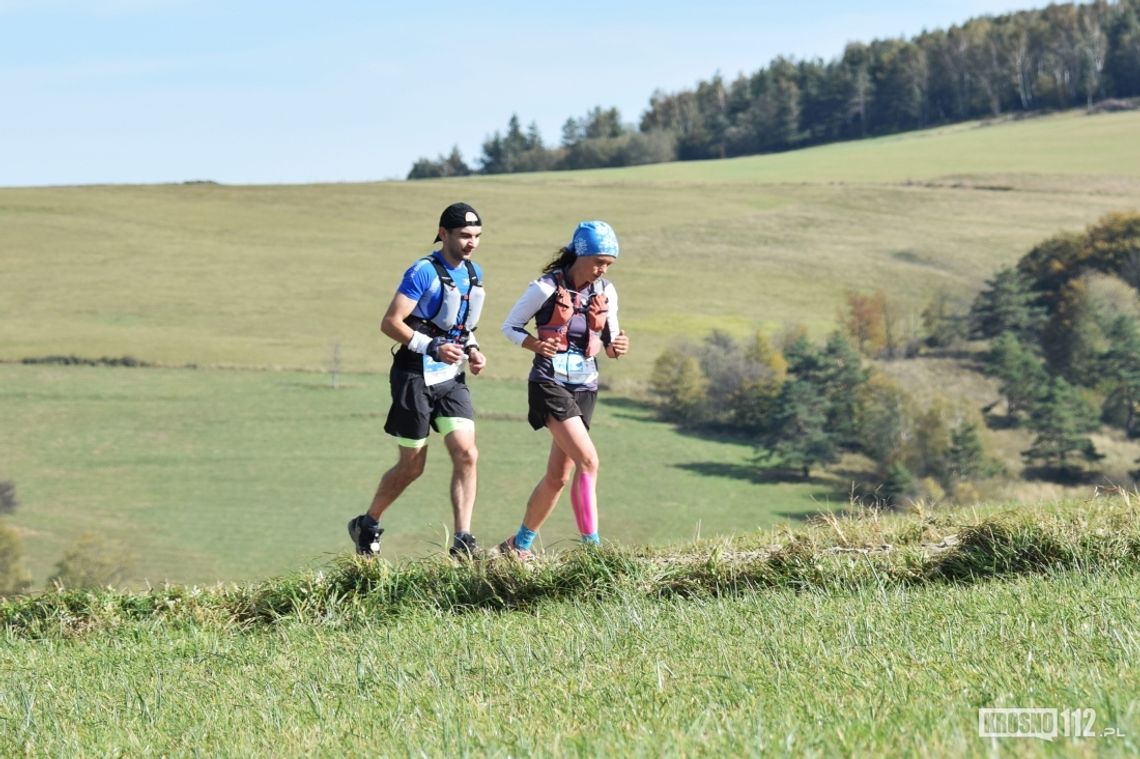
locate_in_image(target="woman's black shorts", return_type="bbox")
[527,381,597,431]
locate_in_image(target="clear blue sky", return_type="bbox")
[1,0,1037,187]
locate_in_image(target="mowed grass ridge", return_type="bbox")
[1,498,1137,757]
[4,495,1137,636]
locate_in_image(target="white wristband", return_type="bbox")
[407,332,431,354]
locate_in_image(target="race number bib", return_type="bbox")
[551,351,598,386]
[423,354,460,387]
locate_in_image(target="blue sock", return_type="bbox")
[514,525,537,551]
[582,532,600,545]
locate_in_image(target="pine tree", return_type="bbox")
[758,331,871,478]
[1022,377,1103,475]
[879,460,917,507]
[560,117,581,148]
[443,146,470,177]
[985,332,1049,422]
[820,331,868,449]
[945,420,987,483]
[761,378,837,480]
[783,334,824,378]
[969,267,1046,342]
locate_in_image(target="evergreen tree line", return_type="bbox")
[409,0,1140,178]
[649,211,1140,503]
[651,329,997,506]
[969,211,1140,477]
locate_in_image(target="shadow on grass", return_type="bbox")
[1021,465,1100,485]
[674,461,803,485]
[599,395,673,425]
[600,396,764,447]
[648,420,758,445]
[679,428,756,445]
[983,412,1020,431]
[673,462,852,503]
[772,508,845,522]
[922,347,989,368]
[598,396,655,412]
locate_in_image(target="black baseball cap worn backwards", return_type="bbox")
[433,202,482,243]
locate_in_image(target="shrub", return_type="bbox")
[48,533,135,590]
[0,522,32,597]
[0,480,17,515]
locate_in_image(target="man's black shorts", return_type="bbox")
[384,366,474,440]
[528,381,597,431]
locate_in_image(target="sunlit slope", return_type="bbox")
[557,108,1140,185]
[2,109,1139,385]
[1,364,820,585]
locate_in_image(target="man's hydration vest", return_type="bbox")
[405,257,484,339]
[536,270,608,358]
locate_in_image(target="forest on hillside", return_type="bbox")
[409,0,1140,178]
[649,213,1140,505]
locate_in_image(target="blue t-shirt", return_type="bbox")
[398,251,484,328]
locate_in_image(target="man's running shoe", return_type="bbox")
[449,531,479,560]
[496,535,534,562]
[347,515,383,556]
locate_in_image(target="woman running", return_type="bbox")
[498,220,629,558]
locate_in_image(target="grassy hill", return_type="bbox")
[1,497,1137,756]
[2,112,1139,754]
[3,109,1139,385]
[1,363,823,585]
[2,108,1140,587]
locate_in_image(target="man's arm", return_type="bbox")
[380,293,465,365]
[380,293,419,345]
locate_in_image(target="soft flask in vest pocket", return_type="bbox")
[585,290,608,358]
[536,283,575,351]
[406,257,484,336]
[536,271,609,358]
[463,285,485,331]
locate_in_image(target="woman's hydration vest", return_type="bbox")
[405,257,484,338]
[536,270,608,358]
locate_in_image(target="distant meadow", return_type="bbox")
[1,108,1138,587]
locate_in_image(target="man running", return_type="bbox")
[348,202,487,559]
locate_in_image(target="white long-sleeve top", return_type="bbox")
[501,273,620,388]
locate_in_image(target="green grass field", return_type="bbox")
[4,574,1136,756]
[0,363,836,586]
[2,108,1140,591]
[3,109,1139,386]
[2,498,1137,756]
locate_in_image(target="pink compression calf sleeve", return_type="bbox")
[570,471,598,536]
